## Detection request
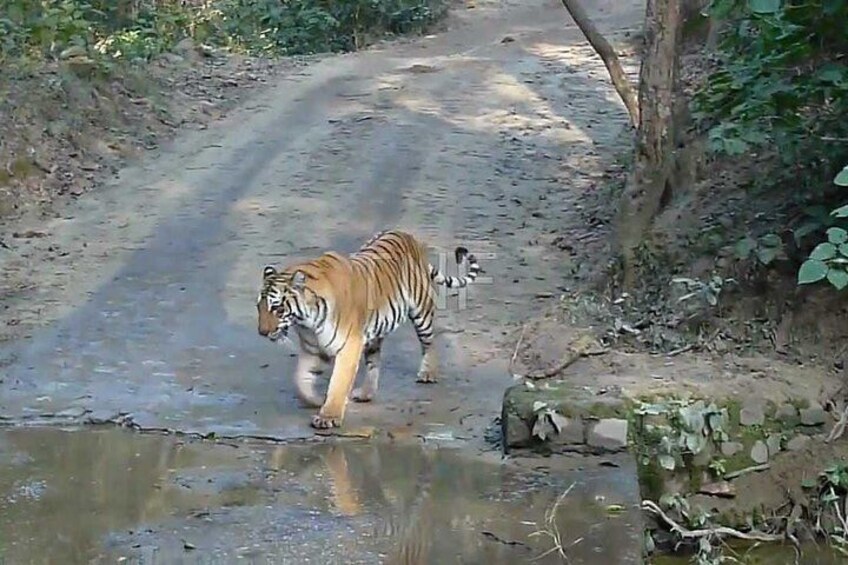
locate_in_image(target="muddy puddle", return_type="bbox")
[0,427,643,564]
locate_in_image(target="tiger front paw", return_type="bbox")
[351,387,375,403]
[311,413,342,429]
[416,369,438,384]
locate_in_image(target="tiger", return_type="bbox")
[256,229,482,430]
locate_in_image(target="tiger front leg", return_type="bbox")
[293,351,328,408]
[311,337,364,429]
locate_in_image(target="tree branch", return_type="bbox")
[560,0,639,127]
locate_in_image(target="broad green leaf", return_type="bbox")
[532,417,550,441]
[532,401,547,413]
[818,65,847,85]
[840,243,848,257]
[759,233,782,248]
[734,236,756,259]
[684,431,707,454]
[749,0,781,13]
[793,221,821,245]
[836,166,848,187]
[828,227,848,244]
[827,269,848,290]
[810,242,837,261]
[798,259,829,284]
[678,405,705,432]
[756,245,780,265]
[658,454,676,471]
[548,411,568,434]
[832,205,848,218]
[708,412,726,433]
[723,137,749,155]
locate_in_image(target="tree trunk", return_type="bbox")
[560,0,640,128]
[616,0,682,288]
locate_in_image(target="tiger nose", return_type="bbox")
[258,325,270,336]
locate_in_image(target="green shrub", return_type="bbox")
[0,0,448,66]
[695,0,848,290]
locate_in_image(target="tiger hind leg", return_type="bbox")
[352,338,382,403]
[410,298,438,384]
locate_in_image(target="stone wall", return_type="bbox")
[501,378,840,528]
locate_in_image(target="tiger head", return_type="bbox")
[256,265,308,342]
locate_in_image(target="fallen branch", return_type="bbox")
[723,463,771,480]
[666,343,695,357]
[526,346,608,380]
[642,500,783,542]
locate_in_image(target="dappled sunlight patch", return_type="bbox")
[391,68,592,145]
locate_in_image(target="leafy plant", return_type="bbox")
[635,399,729,472]
[798,165,848,290]
[733,233,783,266]
[530,401,569,441]
[0,0,448,68]
[696,0,848,288]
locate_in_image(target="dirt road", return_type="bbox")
[0,1,649,562]
[0,0,640,444]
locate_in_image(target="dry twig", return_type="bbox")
[509,324,528,377]
[723,463,771,480]
[827,402,848,443]
[642,500,783,542]
[528,483,583,561]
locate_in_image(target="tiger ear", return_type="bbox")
[292,270,307,290]
[263,265,278,278]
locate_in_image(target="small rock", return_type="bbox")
[720,441,743,457]
[549,416,585,445]
[787,434,811,451]
[174,37,196,55]
[800,403,827,426]
[751,440,769,464]
[698,481,736,498]
[775,403,798,423]
[56,406,88,419]
[161,52,185,65]
[503,412,532,448]
[65,56,97,78]
[766,434,782,456]
[740,400,765,426]
[59,45,87,60]
[587,419,628,451]
[501,36,516,43]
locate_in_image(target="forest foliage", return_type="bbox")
[694,0,848,290]
[0,0,447,66]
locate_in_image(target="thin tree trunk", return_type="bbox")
[616,0,682,288]
[560,0,640,127]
